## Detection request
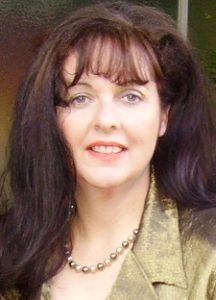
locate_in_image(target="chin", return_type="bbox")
[91,179,126,189]
[82,174,129,189]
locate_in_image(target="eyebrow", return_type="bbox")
[123,80,149,86]
[65,81,92,90]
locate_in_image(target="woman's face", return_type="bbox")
[57,52,169,190]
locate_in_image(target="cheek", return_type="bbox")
[57,112,78,149]
[125,111,162,144]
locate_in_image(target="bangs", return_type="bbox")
[59,26,163,89]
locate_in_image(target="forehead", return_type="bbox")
[61,37,157,86]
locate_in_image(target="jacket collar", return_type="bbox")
[132,179,187,288]
[108,179,187,300]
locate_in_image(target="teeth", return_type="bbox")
[91,146,123,154]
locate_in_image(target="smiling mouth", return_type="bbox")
[91,145,124,154]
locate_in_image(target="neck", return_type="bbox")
[72,173,150,243]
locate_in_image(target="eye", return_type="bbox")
[72,95,87,104]
[122,93,143,104]
[71,95,88,105]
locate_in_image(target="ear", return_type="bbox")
[159,106,170,137]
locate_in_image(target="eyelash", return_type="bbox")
[59,95,90,107]
[70,95,89,105]
[121,93,143,104]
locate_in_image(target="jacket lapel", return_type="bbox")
[133,181,187,288]
[107,251,159,300]
[108,178,187,300]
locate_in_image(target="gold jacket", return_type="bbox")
[104,186,216,300]
[3,183,216,300]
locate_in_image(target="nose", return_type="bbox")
[93,99,120,133]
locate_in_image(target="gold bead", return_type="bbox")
[75,265,82,272]
[122,241,129,248]
[82,266,90,273]
[116,247,123,254]
[90,265,97,273]
[69,261,76,268]
[133,229,139,235]
[97,263,104,270]
[104,258,111,265]
[67,255,73,263]
[110,252,117,260]
[128,234,135,242]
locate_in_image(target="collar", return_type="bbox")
[132,178,187,288]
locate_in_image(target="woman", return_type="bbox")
[0,1,216,299]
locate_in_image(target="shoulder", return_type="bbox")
[178,206,216,298]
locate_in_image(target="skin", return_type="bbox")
[51,50,169,300]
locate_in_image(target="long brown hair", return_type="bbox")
[0,1,215,298]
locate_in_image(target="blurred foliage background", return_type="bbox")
[189,1,216,90]
[0,0,216,171]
